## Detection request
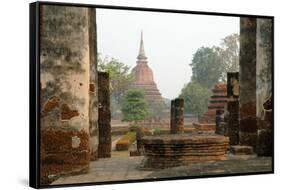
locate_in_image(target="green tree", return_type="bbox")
[149,101,167,121]
[121,89,150,123]
[179,81,210,118]
[98,54,134,116]
[190,47,223,89]
[190,34,239,89]
[218,33,239,81]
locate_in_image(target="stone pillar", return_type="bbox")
[136,127,145,154]
[173,98,184,134]
[88,8,99,161]
[40,5,95,184]
[227,101,239,145]
[98,72,111,158]
[89,9,99,160]
[170,100,175,133]
[256,18,273,156]
[226,72,240,145]
[239,18,257,149]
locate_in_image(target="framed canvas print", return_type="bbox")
[29,1,274,188]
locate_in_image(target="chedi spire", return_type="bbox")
[137,31,147,60]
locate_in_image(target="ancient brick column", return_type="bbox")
[40,5,96,184]
[172,98,184,134]
[170,100,175,134]
[256,18,273,156]
[136,127,145,154]
[98,72,111,158]
[88,8,99,161]
[226,72,240,145]
[239,18,257,149]
[227,101,240,144]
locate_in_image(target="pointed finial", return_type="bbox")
[137,30,147,60]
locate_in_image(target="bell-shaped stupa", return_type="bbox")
[131,32,164,103]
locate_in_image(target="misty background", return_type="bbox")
[96,8,239,99]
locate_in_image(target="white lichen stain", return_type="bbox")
[71,136,81,148]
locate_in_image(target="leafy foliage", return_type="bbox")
[153,128,161,135]
[98,54,134,116]
[179,81,210,118]
[190,34,239,89]
[218,33,240,81]
[121,89,150,123]
[190,47,223,89]
[149,101,167,121]
[115,131,136,151]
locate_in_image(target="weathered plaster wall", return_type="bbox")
[256,18,273,156]
[40,5,98,184]
[256,18,272,117]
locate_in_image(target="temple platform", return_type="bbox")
[193,122,216,132]
[141,134,229,168]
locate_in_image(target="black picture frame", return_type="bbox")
[30,1,274,189]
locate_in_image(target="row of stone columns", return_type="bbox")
[218,17,272,156]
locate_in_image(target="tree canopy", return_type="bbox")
[179,81,210,118]
[190,33,239,89]
[121,89,150,123]
[190,46,223,89]
[219,33,239,81]
[180,33,239,116]
[98,54,134,116]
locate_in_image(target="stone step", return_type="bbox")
[229,145,254,155]
[193,122,216,132]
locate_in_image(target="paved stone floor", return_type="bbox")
[52,151,272,185]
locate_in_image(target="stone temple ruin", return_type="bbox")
[39,5,273,185]
[194,83,228,133]
[139,18,273,168]
[141,98,229,168]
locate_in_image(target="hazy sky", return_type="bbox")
[96,8,239,99]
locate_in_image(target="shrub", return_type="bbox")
[129,124,139,132]
[153,128,161,135]
[116,131,136,151]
